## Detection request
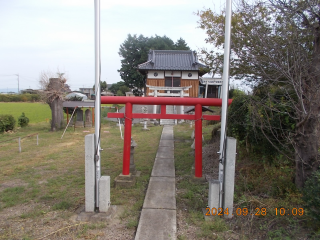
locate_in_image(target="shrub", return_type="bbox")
[302,170,320,224]
[0,115,16,132]
[18,112,29,127]
[0,94,40,102]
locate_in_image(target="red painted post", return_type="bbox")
[123,102,132,175]
[195,104,202,178]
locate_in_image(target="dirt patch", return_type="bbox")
[0,179,28,192]
[0,203,136,240]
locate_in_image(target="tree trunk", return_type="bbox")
[295,115,320,188]
[47,78,65,131]
[49,99,64,131]
[295,27,320,188]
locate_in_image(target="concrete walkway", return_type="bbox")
[135,126,176,240]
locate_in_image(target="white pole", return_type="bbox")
[219,0,232,208]
[94,0,101,209]
[205,80,208,98]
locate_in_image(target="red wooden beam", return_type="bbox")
[108,112,221,121]
[101,96,232,106]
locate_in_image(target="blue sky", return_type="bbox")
[0,0,224,92]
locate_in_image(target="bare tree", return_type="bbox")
[39,70,71,131]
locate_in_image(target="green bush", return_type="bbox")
[227,86,296,160]
[0,114,16,132]
[18,112,29,127]
[302,170,320,223]
[0,94,40,102]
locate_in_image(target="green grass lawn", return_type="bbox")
[0,120,162,239]
[0,102,51,124]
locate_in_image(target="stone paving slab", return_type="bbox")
[156,147,174,159]
[143,177,176,210]
[135,209,176,240]
[159,139,174,147]
[161,133,174,140]
[151,158,175,177]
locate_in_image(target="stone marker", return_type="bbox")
[76,109,84,127]
[85,109,92,127]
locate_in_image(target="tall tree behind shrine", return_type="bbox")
[118,34,190,96]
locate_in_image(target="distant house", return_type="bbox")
[138,50,209,98]
[79,87,95,99]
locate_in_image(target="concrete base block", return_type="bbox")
[190,175,206,183]
[99,176,110,212]
[208,179,220,210]
[85,134,95,213]
[114,173,136,188]
[142,128,150,131]
[74,205,118,223]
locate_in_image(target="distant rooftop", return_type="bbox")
[138,50,208,75]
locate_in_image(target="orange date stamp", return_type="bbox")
[205,207,304,216]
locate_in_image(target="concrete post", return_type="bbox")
[130,138,138,174]
[208,179,220,210]
[223,137,237,218]
[99,176,110,212]
[85,134,95,212]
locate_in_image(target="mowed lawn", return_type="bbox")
[0,102,52,123]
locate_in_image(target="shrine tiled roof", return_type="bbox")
[138,50,208,72]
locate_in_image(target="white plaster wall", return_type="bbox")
[181,71,198,79]
[147,71,164,79]
[165,71,181,77]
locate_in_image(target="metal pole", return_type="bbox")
[195,104,202,178]
[123,102,132,175]
[219,0,232,208]
[205,80,208,98]
[94,0,101,209]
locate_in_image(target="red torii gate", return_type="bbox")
[101,96,232,178]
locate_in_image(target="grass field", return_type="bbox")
[0,102,52,123]
[0,120,162,239]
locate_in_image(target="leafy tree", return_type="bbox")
[175,38,189,50]
[118,34,190,96]
[197,0,320,188]
[109,81,127,94]
[93,80,107,92]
